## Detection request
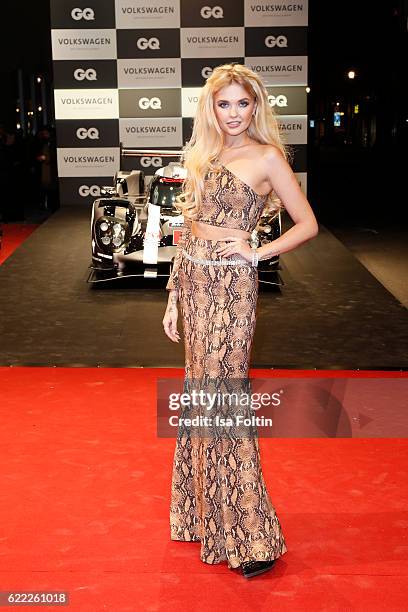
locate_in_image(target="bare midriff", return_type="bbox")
[192,220,251,241]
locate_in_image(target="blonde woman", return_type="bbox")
[162,63,318,578]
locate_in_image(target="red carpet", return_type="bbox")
[0,224,39,264]
[0,367,407,611]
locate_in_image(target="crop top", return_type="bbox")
[196,164,269,233]
[166,164,269,291]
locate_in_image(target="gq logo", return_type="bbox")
[265,35,288,48]
[201,5,224,18]
[136,37,160,50]
[141,156,162,168]
[138,97,162,110]
[71,7,95,21]
[76,127,100,140]
[79,185,101,197]
[74,68,97,81]
[268,94,288,108]
[201,66,213,79]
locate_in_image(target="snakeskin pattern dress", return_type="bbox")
[166,164,288,569]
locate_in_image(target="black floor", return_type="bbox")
[0,206,407,369]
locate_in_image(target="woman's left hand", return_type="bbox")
[215,237,253,262]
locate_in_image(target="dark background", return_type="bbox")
[0,0,406,226]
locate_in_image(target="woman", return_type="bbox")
[162,63,318,578]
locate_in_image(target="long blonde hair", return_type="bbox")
[175,63,292,220]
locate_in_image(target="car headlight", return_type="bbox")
[95,216,130,254]
[112,235,123,247]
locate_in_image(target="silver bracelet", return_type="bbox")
[251,248,259,267]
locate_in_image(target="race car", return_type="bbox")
[88,161,186,283]
[88,158,283,287]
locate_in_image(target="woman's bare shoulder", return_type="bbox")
[246,142,282,164]
[258,143,283,160]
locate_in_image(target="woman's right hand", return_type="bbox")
[163,296,180,343]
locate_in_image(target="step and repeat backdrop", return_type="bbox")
[50,0,308,206]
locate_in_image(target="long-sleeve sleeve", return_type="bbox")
[166,216,192,291]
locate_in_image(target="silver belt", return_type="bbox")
[182,249,251,267]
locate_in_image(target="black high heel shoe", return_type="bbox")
[241,559,276,578]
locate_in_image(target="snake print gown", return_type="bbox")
[166,164,288,569]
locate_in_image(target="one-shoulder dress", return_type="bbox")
[166,164,288,569]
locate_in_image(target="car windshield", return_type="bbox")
[151,181,183,208]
